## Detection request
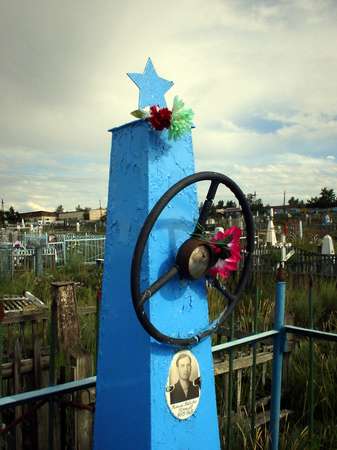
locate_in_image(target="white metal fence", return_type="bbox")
[0,235,105,278]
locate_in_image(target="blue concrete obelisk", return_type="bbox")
[94,61,220,450]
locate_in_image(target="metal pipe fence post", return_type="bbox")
[63,237,67,265]
[269,268,286,450]
[225,307,235,450]
[0,305,4,448]
[308,276,314,448]
[250,286,259,439]
[10,247,14,280]
[49,284,58,450]
[35,245,43,276]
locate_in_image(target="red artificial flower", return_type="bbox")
[208,226,242,280]
[149,105,172,131]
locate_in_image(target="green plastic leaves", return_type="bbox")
[168,96,194,141]
[131,109,148,119]
[129,96,194,141]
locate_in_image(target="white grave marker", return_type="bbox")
[266,208,277,246]
[321,235,335,255]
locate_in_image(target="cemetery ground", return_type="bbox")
[0,254,336,449]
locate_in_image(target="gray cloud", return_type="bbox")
[1,0,337,211]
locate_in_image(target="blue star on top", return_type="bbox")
[127,58,174,109]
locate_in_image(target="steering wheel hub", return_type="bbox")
[176,239,215,280]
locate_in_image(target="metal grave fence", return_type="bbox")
[48,236,105,266]
[0,235,105,278]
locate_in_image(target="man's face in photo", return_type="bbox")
[177,356,192,381]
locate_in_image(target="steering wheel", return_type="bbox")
[131,171,254,346]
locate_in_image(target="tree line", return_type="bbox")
[200,193,270,217]
[288,187,336,209]
[0,206,21,225]
[201,187,337,219]
[1,187,336,226]
[0,204,93,226]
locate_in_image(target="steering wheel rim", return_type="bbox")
[131,171,254,346]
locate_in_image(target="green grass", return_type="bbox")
[0,255,101,306]
[1,263,337,449]
[0,257,101,365]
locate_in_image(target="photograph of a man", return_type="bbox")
[170,352,200,404]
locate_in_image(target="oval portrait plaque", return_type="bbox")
[165,350,201,420]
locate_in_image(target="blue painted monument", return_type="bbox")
[94,59,254,450]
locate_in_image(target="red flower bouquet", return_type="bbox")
[149,106,172,131]
[130,96,194,140]
[208,226,242,280]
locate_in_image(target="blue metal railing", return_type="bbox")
[0,377,96,410]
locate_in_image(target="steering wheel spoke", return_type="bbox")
[138,265,179,308]
[193,180,220,236]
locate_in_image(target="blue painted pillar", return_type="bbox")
[269,269,286,450]
[94,120,220,450]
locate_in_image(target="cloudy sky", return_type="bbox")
[1,0,337,212]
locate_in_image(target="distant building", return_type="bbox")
[20,211,57,225]
[88,208,106,221]
[19,207,107,226]
[215,207,242,216]
[58,210,86,221]
[58,208,106,222]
